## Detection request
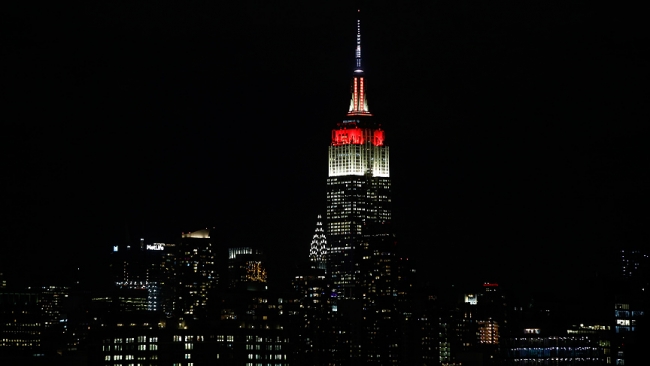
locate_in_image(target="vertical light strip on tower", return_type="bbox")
[352,78,359,114]
[354,17,363,74]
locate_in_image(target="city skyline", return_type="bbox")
[3,2,647,297]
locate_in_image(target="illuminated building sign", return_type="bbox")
[146,243,164,251]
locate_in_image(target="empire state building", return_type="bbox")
[326,15,394,301]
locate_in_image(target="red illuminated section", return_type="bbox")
[483,283,499,287]
[352,78,358,114]
[347,76,372,116]
[331,127,384,146]
[332,128,364,146]
[359,77,364,111]
[373,129,384,146]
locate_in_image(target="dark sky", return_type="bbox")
[3,1,648,295]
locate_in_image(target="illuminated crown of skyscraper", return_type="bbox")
[347,10,371,116]
[309,215,327,270]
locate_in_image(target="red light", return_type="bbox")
[332,128,364,145]
[353,78,358,112]
[373,129,384,146]
[331,127,385,146]
[483,283,499,287]
[359,77,364,112]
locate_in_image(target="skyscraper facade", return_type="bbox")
[325,16,392,300]
[322,13,401,364]
[167,229,217,318]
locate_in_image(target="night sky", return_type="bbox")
[3,2,648,297]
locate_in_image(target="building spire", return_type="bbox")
[347,9,372,116]
[309,215,327,270]
[355,10,363,73]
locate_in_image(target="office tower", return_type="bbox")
[169,229,217,319]
[325,13,392,300]
[110,238,166,312]
[309,215,327,270]
[476,282,507,364]
[0,290,43,356]
[322,13,400,364]
[228,246,268,291]
[620,248,648,280]
[39,285,69,329]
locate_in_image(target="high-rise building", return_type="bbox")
[170,229,217,319]
[228,246,268,291]
[620,248,648,280]
[321,12,401,364]
[309,215,327,270]
[325,13,392,301]
[110,238,166,313]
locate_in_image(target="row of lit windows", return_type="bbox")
[104,344,157,351]
[0,340,40,346]
[248,354,286,360]
[110,337,158,344]
[245,344,283,351]
[172,335,206,342]
[245,336,288,343]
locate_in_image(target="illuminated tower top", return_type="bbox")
[348,10,371,116]
[329,10,387,178]
[309,215,327,270]
[354,11,363,73]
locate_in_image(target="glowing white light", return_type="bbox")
[328,144,389,177]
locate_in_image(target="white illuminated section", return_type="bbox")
[146,243,164,251]
[328,144,389,177]
[309,215,327,268]
[182,229,210,239]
